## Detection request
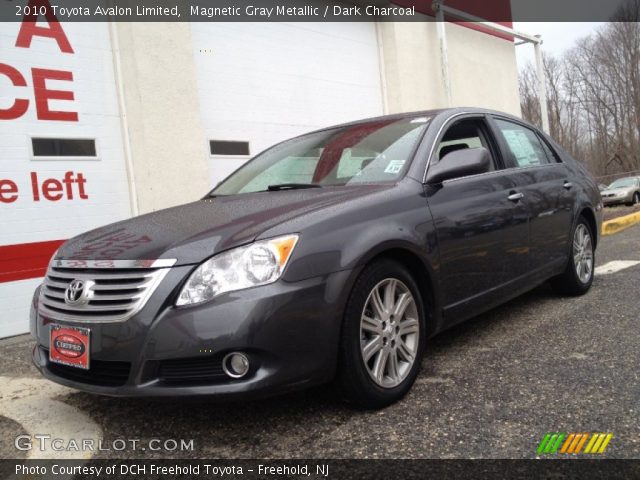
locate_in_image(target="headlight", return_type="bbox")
[616,191,627,197]
[176,234,299,306]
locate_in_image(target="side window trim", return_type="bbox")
[422,111,474,183]
[477,119,505,170]
[535,132,562,163]
[486,114,518,169]
[431,115,502,170]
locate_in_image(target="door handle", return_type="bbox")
[563,181,573,190]
[508,192,524,202]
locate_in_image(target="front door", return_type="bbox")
[425,116,530,322]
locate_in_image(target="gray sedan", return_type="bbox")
[31,108,603,408]
[601,177,640,206]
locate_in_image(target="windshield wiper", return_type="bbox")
[266,183,322,191]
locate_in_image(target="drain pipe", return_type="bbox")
[108,21,140,217]
[533,35,550,134]
[434,1,452,107]
[431,1,550,133]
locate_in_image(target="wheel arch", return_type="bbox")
[346,244,441,338]
[579,207,599,248]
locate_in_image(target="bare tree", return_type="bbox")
[519,54,584,166]
[519,0,640,179]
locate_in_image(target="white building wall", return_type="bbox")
[0,22,132,243]
[111,23,211,213]
[0,22,132,338]
[379,20,521,116]
[190,22,385,186]
[446,23,521,114]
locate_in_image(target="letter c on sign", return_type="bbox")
[0,63,29,120]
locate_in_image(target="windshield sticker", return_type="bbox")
[384,159,405,174]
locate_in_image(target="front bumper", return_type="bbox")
[602,193,632,206]
[32,267,352,398]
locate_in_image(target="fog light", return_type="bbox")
[222,352,250,378]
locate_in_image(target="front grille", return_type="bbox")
[43,348,131,387]
[157,355,227,386]
[39,263,172,323]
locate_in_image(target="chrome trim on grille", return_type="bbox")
[51,259,177,269]
[39,261,175,323]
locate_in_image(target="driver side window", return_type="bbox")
[436,118,498,172]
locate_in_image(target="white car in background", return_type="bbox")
[600,177,640,207]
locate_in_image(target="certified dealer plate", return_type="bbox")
[49,324,90,370]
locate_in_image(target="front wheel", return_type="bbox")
[632,192,640,206]
[550,217,595,296]
[338,260,426,409]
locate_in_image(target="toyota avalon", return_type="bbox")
[31,108,603,408]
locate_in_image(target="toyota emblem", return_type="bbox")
[64,279,92,306]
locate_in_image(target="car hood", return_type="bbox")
[57,185,391,265]
[602,188,630,195]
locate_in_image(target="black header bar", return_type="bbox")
[0,0,636,22]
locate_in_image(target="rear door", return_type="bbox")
[425,115,530,321]
[489,117,575,272]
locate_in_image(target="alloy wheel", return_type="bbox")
[359,278,419,388]
[573,224,594,284]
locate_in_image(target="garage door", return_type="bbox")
[0,21,131,338]
[191,22,385,187]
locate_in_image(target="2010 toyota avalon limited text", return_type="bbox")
[31,108,603,408]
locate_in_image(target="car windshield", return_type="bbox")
[608,178,636,188]
[210,116,431,195]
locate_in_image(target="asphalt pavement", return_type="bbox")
[1,224,639,460]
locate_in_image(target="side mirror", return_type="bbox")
[425,147,491,184]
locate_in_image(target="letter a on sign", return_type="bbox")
[15,0,74,54]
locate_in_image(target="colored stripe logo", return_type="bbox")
[537,433,613,454]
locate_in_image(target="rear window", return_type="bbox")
[494,119,552,167]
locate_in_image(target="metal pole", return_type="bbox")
[109,21,140,217]
[534,37,550,134]
[435,4,543,44]
[375,22,390,114]
[434,1,452,107]
[434,3,549,129]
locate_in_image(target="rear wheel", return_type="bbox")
[550,216,595,296]
[338,260,426,409]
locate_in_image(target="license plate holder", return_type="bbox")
[49,324,90,370]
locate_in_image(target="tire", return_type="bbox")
[633,192,640,206]
[338,259,426,409]
[550,216,595,296]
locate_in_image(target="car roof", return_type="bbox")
[610,176,639,182]
[304,107,530,135]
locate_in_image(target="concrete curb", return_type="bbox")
[602,211,640,236]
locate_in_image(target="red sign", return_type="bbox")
[50,324,90,369]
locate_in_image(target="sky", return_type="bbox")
[513,22,604,70]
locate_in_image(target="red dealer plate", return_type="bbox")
[49,324,90,370]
